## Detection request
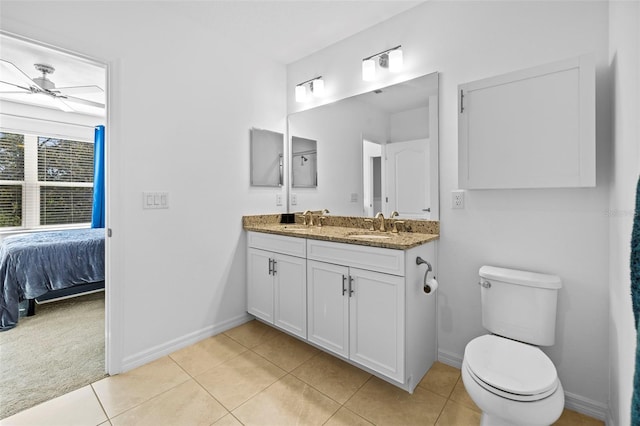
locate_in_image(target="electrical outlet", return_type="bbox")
[452,190,465,209]
[291,193,298,206]
[275,193,283,206]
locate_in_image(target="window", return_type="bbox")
[0,131,93,229]
[0,133,24,227]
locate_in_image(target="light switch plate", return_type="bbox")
[291,193,298,205]
[276,193,283,206]
[143,192,169,209]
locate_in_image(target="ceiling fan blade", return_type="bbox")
[0,79,32,93]
[52,97,75,112]
[62,95,105,109]
[56,85,104,95]
[0,59,43,91]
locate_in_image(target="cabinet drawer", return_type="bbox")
[248,232,306,258]
[307,239,404,276]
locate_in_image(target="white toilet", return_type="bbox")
[461,265,564,426]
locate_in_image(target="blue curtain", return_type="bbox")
[91,125,105,228]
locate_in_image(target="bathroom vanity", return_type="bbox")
[244,214,439,393]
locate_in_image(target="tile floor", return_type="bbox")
[1,320,605,426]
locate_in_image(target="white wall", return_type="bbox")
[288,1,611,417]
[608,1,640,425]
[389,106,429,143]
[1,1,286,371]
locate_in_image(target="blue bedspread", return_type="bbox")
[0,228,105,331]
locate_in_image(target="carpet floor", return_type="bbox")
[0,292,106,419]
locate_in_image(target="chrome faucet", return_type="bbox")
[375,212,386,232]
[390,211,399,218]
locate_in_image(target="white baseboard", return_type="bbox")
[437,349,463,369]
[564,391,608,421]
[605,406,615,426]
[120,313,253,372]
[437,350,609,422]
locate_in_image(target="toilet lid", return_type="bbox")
[465,335,558,398]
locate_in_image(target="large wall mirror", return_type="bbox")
[288,72,439,220]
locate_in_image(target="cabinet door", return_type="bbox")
[307,260,350,358]
[247,248,274,323]
[274,253,307,338]
[458,55,595,189]
[349,267,405,382]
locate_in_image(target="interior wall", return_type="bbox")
[607,1,640,425]
[389,106,428,143]
[288,0,611,416]
[1,1,286,371]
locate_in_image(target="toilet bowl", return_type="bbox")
[462,334,564,426]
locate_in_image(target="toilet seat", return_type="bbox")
[464,335,559,402]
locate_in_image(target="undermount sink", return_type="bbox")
[347,232,393,240]
[278,224,318,232]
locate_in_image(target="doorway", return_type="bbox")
[0,31,109,418]
[362,138,382,217]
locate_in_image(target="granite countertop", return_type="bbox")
[243,214,439,250]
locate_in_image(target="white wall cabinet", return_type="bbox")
[458,55,595,189]
[247,232,307,338]
[247,231,437,393]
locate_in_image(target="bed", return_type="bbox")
[0,228,105,331]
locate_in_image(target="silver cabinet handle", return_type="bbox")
[268,258,273,275]
[348,276,354,297]
[272,259,277,275]
[342,275,347,295]
[478,280,491,288]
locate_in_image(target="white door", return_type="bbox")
[307,260,350,358]
[274,253,307,338]
[385,139,430,219]
[247,248,274,323]
[349,267,405,382]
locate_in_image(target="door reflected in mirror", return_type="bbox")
[250,128,283,187]
[292,136,317,188]
[288,72,439,219]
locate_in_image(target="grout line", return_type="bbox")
[89,383,110,423]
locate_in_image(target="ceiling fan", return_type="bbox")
[0,59,105,112]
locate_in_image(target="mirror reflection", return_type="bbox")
[250,128,283,187]
[288,72,439,219]
[291,136,317,188]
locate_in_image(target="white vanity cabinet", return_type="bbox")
[246,230,437,393]
[247,232,307,338]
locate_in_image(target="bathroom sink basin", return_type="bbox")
[278,224,319,233]
[347,232,393,240]
[279,224,308,230]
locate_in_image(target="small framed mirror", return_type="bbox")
[250,128,283,187]
[291,136,317,188]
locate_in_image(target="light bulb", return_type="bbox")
[362,59,376,81]
[389,49,403,72]
[295,85,307,102]
[312,78,324,97]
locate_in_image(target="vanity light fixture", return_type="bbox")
[295,76,324,102]
[362,45,403,81]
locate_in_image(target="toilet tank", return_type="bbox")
[479,265,562,346]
